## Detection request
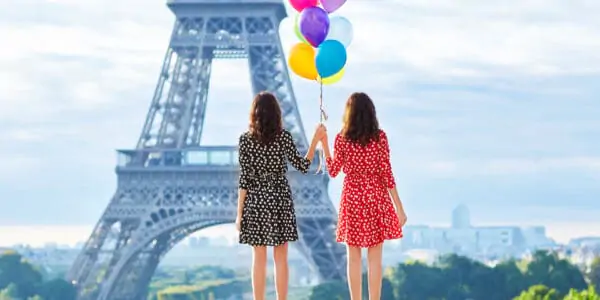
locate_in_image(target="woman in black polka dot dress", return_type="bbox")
[235,92,325,300]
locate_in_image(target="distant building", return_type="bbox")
[565,237,600,267]
[399,205,555,259]
[568,237,600,248]
[187,236,210,248]
[451,204,471,229]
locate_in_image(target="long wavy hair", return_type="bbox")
[249,91,283,145]
[341,92,380,146]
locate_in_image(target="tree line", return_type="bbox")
[149,265,250,300]
[0,251,76,300]
[310,250,600,300]
[3,249,600,300]
[0,249,250,300]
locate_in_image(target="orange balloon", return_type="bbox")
[288,43,318,80]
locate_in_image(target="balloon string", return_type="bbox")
[319,80,328,122]
[316,80,328,174]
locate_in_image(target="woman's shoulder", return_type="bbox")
[280,129,294,141]
[239,131,253,143]
[332,132,345,146]
[378,129,388,140]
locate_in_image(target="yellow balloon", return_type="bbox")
[318,68,345,85]
[288,43,318,80]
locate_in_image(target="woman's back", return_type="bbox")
[238,130,310,183]
[340,132,383,173]
[327,129,395,190]
[239,131,287,175]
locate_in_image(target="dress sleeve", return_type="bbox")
[238,134,251,190]
[282,130,310,174]
[379,130,396,189]
[325,133,345,178]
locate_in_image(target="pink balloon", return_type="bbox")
[320,0,346,13]
[289,0,318,12]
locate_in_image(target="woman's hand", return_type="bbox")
[235,215,242,232]
[313,124,327,142]
[320,124,328,143]
[396,208,407,227]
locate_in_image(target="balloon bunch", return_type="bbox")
[288,0,352,87]
[287,0,353,172]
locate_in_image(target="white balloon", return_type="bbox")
[325,16,354,48]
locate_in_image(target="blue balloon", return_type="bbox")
[315,40,347,78]
[326,16,354,48]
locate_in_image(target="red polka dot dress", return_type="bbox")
[326,130,403,248]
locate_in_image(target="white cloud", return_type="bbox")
[2,129,45,142]
[322,0,600,78]
[0,0,598,227]
[3,0,598,116]
[1,0,596,132]
[411,156,600,178]
[0,155,41,180]
[484,157,600,173]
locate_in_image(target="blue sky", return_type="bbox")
[0,0,599,245]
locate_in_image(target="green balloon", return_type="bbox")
[294,14,309,44]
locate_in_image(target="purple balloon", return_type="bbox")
[299,6,330,48]
[321,0,347,13]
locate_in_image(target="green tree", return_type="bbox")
[514,284,560,300]
[588,257,600,290]
[381,277,395,300]
[182,271,192,285]
[360,272,395,299]
[439,254,508,300]
[0,283,20,300]
[38,278,76,300]
[388,261,447,300]
[309,280,348,300]
[525,250,587,295]
[190,266,236,281]
[494,259,529,299]
[0,252,43,299]
[564,285,600,300]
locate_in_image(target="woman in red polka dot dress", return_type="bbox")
[321,92,407,300]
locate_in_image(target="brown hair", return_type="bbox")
[341,92,380,146]
[249,91,283,145]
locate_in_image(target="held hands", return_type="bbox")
[313,123,327,143]
[320,124,328,143]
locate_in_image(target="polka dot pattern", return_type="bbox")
[326,130,403,248]
[237,130,310,246]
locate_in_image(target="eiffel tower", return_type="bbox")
[66,0,346,299]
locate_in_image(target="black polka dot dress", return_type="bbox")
[238,130,310,246]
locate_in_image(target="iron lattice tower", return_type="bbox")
[66,0,346,299]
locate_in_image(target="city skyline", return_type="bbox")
[1,0,599,247]
[1,217,599,247]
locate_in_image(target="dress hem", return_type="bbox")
[239,237,298,247]
[336,233,403,248]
